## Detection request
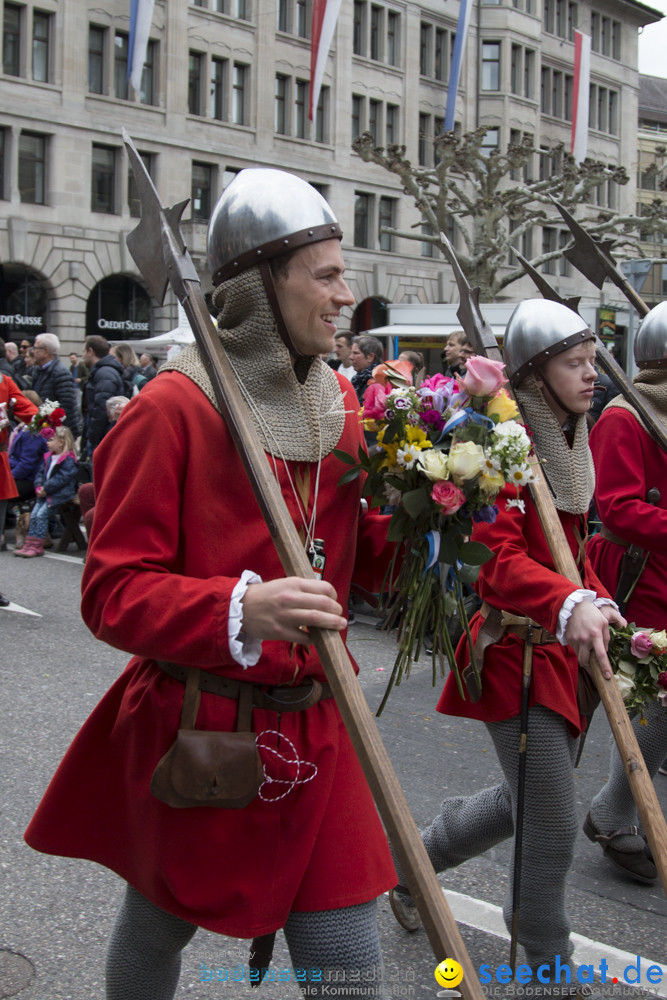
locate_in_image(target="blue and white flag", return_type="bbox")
[444,0,473,132]
[128,0,155,93]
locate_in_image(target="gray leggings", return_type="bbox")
[106,884,386,1000]
[394,706,579,970]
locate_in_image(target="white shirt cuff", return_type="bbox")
[228,570,263,668]
[556,589,597,644]
[593,597,619,611]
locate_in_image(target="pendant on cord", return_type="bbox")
[308,539,326,580]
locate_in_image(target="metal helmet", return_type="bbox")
[503,299,594,387]
[207,168,342,287]
[635,301,667,368]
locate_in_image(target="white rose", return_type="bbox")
[417,449,450,482]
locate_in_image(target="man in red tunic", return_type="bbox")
[25,171,397,999]
[389,301,625,998]
[584,301,667,885]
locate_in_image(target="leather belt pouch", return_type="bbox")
[150,668,263,809]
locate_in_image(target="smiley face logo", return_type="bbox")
[435,958,464,990]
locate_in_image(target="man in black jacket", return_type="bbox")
[31,334,81,437]
[83,335,125,456]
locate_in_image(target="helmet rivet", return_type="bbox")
[308,230,314,236]
[545,351,549,356]
[283,239,289,245]
[257,250,262,255]
[233,261,239,268]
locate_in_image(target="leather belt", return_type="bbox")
[156,660,333,713]
[600,525,629,548]
[463,602,557,703]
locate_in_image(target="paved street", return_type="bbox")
[1,548,665,1000]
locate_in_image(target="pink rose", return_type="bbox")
[630,630,654,659]
[363,382,390,420]
[458,356,508,397]
[431,480,466,515]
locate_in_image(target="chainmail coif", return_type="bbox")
[162,267,346,463]
[516,376,595,515]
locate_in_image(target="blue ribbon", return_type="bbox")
[438,406,495,441]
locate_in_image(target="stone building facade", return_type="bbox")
[0,0,662,355]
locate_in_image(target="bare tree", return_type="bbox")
[353,127,667,301]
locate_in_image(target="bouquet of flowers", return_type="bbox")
[608,624,667,719]
[336,355,534,713]
[28,399,65,439]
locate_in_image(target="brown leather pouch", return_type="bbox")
[150,669,264,809]
[576,664,601,718]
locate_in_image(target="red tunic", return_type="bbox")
[0,374,38,499]
[25,371,396,938]
[438,485,611,735]
[586,406,667,631]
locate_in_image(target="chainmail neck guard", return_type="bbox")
[516,376,595,514]
[162,267,346,462]
[603,366,667,433]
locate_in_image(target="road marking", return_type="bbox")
[441,889,666,995]
[0,602,41,616]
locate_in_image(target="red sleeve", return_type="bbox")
[3,377,38,423]
[80,391,237,668]
[590,408,667,557]
[474,487,587,636]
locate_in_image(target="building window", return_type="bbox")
[354,2,400,65]
[213,0,248,15]
[545,0,577,39]
[277,0,289,32]
[481,128,499,155]
[420,22,431,76]
[558,230,571,276]
[275,74,288,134]
[481,42,500,91]
[296,0,308,38]
[315,85,329,143]
[541,66,574,122]
[370,4,381,60]
[114,31,129,100]
[379,196,395,251]
[524,50,534,98]
[387,10,398,65]
[3,3,21,76]
[19,131,46,203]
[353,0,366,56]
[421,222,434,258]
[352,94,364,141]
[354,192,371,248]
[210,56,227,120]
[0,128,6,200]
[140,39,157,105]
[128,151,152,217]
[232,62,248,124]
[542,226,558,275]
[369,98,381,145]
[591,9,620,56]
[189,51,203,114]
[434,27,447,81]
[32,10,50,82]
[295,78,308,138]
[91,143,116,213]
[418,113,430,166]
[89,25,105,94]
[191,162,213,221]
[386,103,398,144]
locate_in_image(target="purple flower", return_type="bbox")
[394,397,411,410]
[472,504,498,524]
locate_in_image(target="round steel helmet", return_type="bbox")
[207,168,342,286]
[503,299,594,387]
[635,301,667,368]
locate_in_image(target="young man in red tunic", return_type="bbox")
[584,301,667,885]
[25,171,397,999]
[390,301,625,997]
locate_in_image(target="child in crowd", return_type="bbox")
[14,425,78,558]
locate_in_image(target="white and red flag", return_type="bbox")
[128,0,155,93]
[571,30,591,163]
[309,0,342,122]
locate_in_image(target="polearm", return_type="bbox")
[439,231,667,896]
[511,248,667,452]
[554,199,651,317]
[122,129,485,996]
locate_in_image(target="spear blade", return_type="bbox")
[510,247,582,313]
[438,231,501,361]
[553,199,650,316]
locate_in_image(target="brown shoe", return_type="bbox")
[583,812,657,885]
[389,888,421,932]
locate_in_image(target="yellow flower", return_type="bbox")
[479,469,505,496]
[486,388,520,423]
[405,425,432,450]
[418,449,450,482]
[447,441,486,485]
